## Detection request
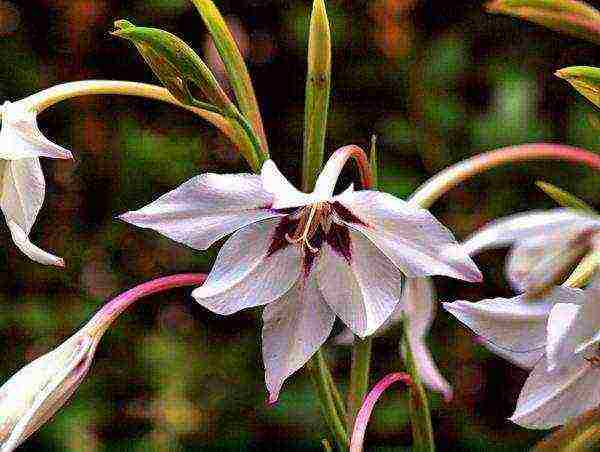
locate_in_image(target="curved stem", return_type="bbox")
[349,372,413,452]
[85,273,207,337]
[409,143,600,209]
[21,80,261,171]
[314,144,373,197]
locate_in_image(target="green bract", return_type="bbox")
[556,66,600,109]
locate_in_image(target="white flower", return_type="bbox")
[444,278,600,429]
[0,100,73,266]
[463,208,600,294]
[0,331,100,452]
[120,147,481,401]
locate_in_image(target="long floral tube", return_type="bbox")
[410,143,600,209]
[349,372,413,452]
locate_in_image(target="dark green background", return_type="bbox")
[0,0,598,450]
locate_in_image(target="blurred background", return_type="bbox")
[0,0,598,450]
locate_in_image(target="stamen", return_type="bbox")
[284,203,325,253]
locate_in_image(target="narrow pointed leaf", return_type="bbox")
[486,0,600,44]
[112,20,234,113]
[565,249,600,287]
[302,0,332,191]
[190,0,268,157]
[555,66,600,109]
[536,181,597,213]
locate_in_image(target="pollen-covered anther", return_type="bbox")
[285,202,330,253]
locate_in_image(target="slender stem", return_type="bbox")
[314,144,373,196]
[308,350,350,451]
[85,273,207,337]
[409,143,600,209]
[347,337,372,431]
[349,372,413,452]
[325,359,348,422]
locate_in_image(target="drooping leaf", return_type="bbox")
[112,20,233,113]
[302,0,332,191]
[536,181,597,213]
[190,0,269,156]
[486,0,600,45]
[555,66,600,109]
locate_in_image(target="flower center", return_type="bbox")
[285,202,332,253]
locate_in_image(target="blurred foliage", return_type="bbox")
[0,0,598,450]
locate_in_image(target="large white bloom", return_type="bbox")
[444,278,600,429]
[463,208,600,294]
[121,147,482,401]
[0,100,72,266]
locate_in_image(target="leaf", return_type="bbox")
[112,20,233,113]
[535,181,597,213]
[555,66,600,109]
[486,0,600,45]
[532,406,600,451]
[190,0,269,157]
[565,249,600,287]
[302,0,332,191]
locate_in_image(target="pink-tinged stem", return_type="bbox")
[410,143,600,209]
[86,273,207,336]
[349,372,413,452]
[316,145,374,195]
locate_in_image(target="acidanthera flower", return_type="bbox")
[462,208,600,294]
[120,146,482,401]
[444,277,600,429]
[0,100,72,266]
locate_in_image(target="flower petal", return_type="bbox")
[6,220,64,267]
[510,357,600,429]
[262,273,335,403]
[192,219,302,315]
[403,278,452,399]
[316,228,403,337]
[462,209,600,256]
[443,288,581,369]
[120,173,279,250]
[1,158,44,234]
[336,190,482,282]
[260,160,314,209]
[0,101,72,160]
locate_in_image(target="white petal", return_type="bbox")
[506,229,594,293]
[546,291,600,371]
[260,160,314,209]
[316,229,402,337]
[463,209,600,256]
[120,173,279,250]
[0,101,72,160]
[336,190,482,282]
[510,357,600,429]
[1,158,44,234]
[443,288,581,369]
[403,278,452,399]
[6,220,64,267]
[262,273,335,403]
[192,219,302,315]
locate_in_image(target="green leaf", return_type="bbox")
[486,0,600,45]
[536,181,597,213]
[565,249,600,287]
[112,20,233,113]
[555,66,600,109]
[302,0,332,191]
[190,0,269,158]
[532,406,600,451]
[402,319,435,452]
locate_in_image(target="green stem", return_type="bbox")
[347,336,372,432]
[232,110,268,170]
[308,350,349,451]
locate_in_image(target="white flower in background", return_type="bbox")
[120,147,482,401]
[0,330,100,452]
[463,208,600,294]
[444,278,600,429]
[0,100,72,266]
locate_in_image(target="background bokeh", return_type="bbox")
[1,0,599,450]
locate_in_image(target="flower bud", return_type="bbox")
[0,331,99,452]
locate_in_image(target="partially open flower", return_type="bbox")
[0,100,72,266]
[463,208,600,295]
[444,277,600,429]
[121,147,481,401]
[0,330,99,452]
